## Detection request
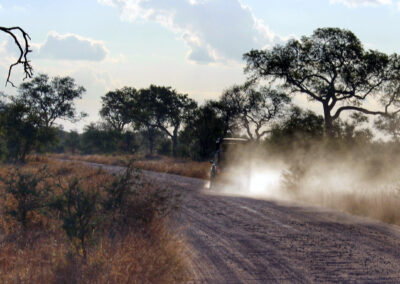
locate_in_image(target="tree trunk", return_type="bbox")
[147,127,154,156]
[172,127,178,157]
[323,103,334,138]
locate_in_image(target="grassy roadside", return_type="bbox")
[49,153,210,180]
[0,157,189,283]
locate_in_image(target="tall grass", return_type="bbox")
[51,153,210,179]
[0,159,189,283]
[280,141,400,226]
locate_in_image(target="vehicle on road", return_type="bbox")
[209,137,250,189]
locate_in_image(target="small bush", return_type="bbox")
[0,166,52,228]
[53,177,102,260]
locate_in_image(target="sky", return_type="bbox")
[1,0,400,131]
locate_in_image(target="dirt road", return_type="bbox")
[86,162,400,283]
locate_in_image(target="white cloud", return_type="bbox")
[31,32,109,61]
[99,0,285,64]
[330,0,392,7]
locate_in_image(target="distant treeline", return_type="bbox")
[3,27,400,162]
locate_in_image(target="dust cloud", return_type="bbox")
[208,141,400,225]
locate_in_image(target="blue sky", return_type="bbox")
[1,0,400,130]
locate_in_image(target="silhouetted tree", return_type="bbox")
[100,87,133,132]
[17,74,86,128]
[375,114,400,141]
[244,27,399,137]
[221,84,290,141]
[80,123,119,154]
[0,26,33,86]
[180,101,226,160]
[0,101,41,162]
[141,86,197,157]
[269,107,324,150]
[64,131,81,154]
[128,85,197,157]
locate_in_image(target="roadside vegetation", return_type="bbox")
[0,157,188,283]
[4,24,400,281]
[51,153,210,180]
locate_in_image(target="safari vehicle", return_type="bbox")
[209,137,250,189]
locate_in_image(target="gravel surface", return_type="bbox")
[79,161,400,283]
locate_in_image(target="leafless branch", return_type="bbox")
[0,26,33,87]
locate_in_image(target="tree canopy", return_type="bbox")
[18,74,86,128]
[244,27,400,136]
[220,84,291,141]
[100,87,135,132]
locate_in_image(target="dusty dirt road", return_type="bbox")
[84,162,400,283]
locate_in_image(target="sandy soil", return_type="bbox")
[78,161,400,283]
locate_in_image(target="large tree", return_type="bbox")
[220,84,291,141]
[180,101,226,160]
[128,85,197,157]
[244,27,400,137]
[17,74,86,128]
[100,87,134,132]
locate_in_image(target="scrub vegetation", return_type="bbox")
[0,158,188,283]
[4,25,400,282]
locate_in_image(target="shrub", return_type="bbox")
[0,166,52,228]
[53,177,102,260]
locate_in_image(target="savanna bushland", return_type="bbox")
[3,26,400,281]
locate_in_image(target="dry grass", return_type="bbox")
[316,190,400,226]
[50,153,210,180]
[0,159,189,283]
[281,143,400,227]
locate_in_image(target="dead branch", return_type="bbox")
[0,26,33,87]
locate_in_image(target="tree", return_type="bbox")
[244,27,398,137]
[269,107,324,150]
[375,114,400,142]
[18,74,86,128]
[221,84,291,141]
[0,101,41,162]
[64,131,81,154]
[100,87,134,132]
[126,85,197,157]
[141,85,197,157]
[80,123,119,154]
[180,101,226,160]
[0,26,33,86]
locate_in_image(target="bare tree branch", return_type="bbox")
[0,26,33,87]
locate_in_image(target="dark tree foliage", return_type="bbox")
[18,74,86,128]
[0,26,33,87]
[335,113,373,145]
[80,123,119,154]
[269,107,324,150]
[103,85,197,156]
[64,130,81,154]
[220,84,291,141]
[100,87,134,132]
[244,27,400,137]
[0,101,42,162]
[180,101,226,160]
[134,85,197,157]
[375,113,400,141]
